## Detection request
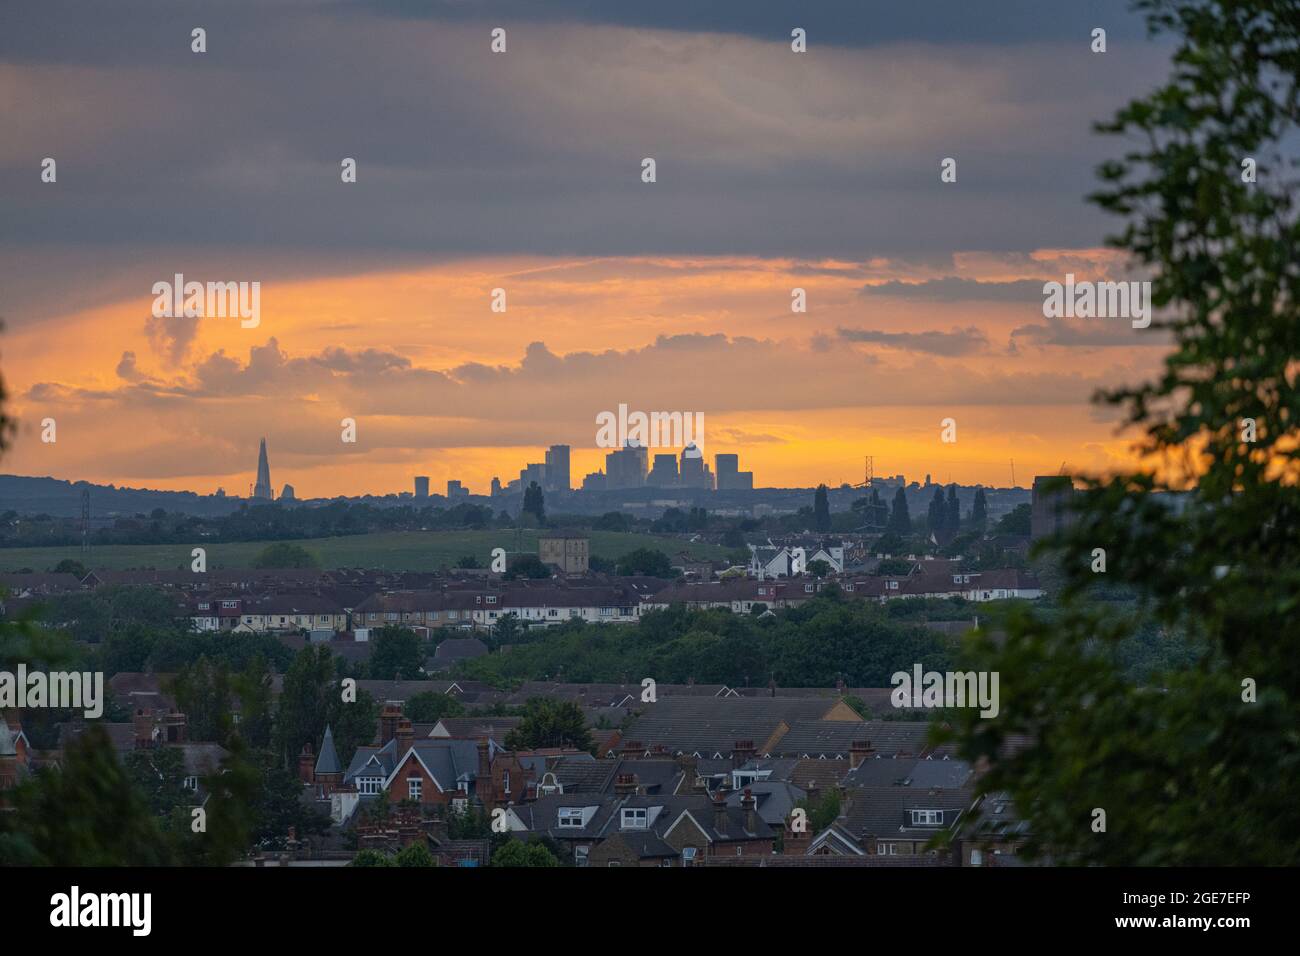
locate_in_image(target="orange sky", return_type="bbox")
[2,250,1165,497]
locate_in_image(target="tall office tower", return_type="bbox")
[447,480,468,499]
[253,438,274,500]
[414,476,430,498]
[491,476,502,497]
[648,453,679,487]
[679,442,712,489]
[715,453,739,489]
[605,442,648,489]
[544,444,571,492]
[1031,476,1076,541]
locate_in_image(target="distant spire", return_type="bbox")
[253,438,273,500]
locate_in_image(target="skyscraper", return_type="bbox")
[414,476,430,498]
[253,438,274,500]
[545,444,571,492]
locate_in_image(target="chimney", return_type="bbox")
[620,740,644,759]
[741,788,757,833]
[676,754,699,793]
[712,790,728,832]
[849,739,875,770]
[614,773,638,796]
[380,702,402,746]
[298,742,315,783]
[732,739,755,770]
[395,717,414,753]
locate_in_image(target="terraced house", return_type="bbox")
[352,584,644,632]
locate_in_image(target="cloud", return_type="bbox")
[837,326,991,356]
[1009,315,1172,349]
[860,277,1045,303]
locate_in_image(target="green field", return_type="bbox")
[0,529,733,573]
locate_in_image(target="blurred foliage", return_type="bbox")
[946,0,1300,865]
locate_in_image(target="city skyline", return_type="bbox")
[1,1,1165,499]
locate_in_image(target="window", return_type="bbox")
[574,846,589,867]
[621,808,648,830]
[887,580,899,590]
[198,602,210,610]
[183,776,199,791]
[502,771,510,794]
[558,809,585,828]
[385,612,398,621]
[910,809,942,826]
[548,609,558,617]
[970,849,984,866]
[487,595,497,604]
[681,847,697,866]
[877,842,899,855]
[843,584,854,592]
[358,776,383,795]
[408,777,422,800]
[804,584,814,593]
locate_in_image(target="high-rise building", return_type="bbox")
[447,479,469,499]
[715,453,753,491]
[544,445,571,492]
[648,453,679,486]
[490,476,502,497]
[252,438,274,500]
[520,462,546,491]
[280,483,296,501]
[605,442,648,489]
[582,471,607,491]
[1031,476,1075,540]
[414,476,430,498]
[679,442,713,489]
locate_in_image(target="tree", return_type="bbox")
[491,838,559,867]
[51,558,87,577]
[616,547,673,577]
[813,484,831,532]
[971,487,988,533]
[886,487,911,536]
[948,0,1300,866]
[369,625,425,680]
[522,481,546,526]
[350,849,395,867]
[994,503,1031,536]
[394,841,438,867]
[504,554,551,580]
[405,691,466,723]
[253,542,319,569]
[926,487,946,539]
[944,485,960,538]
[504,698,593,752]
[455,554,481,569]
[1,727,176,866]
[806,559,831,579]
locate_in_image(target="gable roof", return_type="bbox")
[315,725,341,775]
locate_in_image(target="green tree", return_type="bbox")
[394,841,438,867]
[522,481,546,526]
[406,691,466,723]
[491,838,559,867]
[50,558,87,577]
[369,625,425,680]
[971,487,988,533]
[616,547,673,577]
[813,484,831,533]
[504,553,551,580]
[350,849,395,867]
[994,503,1031,536]
[886,487,911,536]
[504,698,593,752]
[949,0,1300,866]
[806,559,831,579]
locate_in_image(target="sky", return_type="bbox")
[0,0,1175,498]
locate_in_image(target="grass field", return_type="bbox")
[0,529,734,572]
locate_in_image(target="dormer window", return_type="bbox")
[910,809,942,826]
[621,808,648,830]
[558,808,585,828]
[487,596,497,604]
